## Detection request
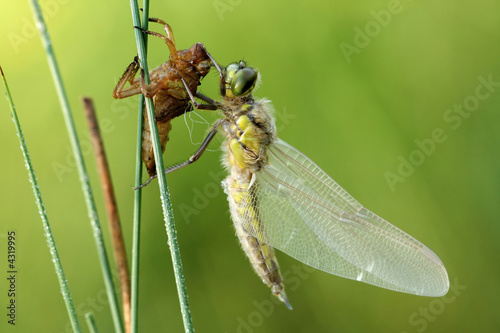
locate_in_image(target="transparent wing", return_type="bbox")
[242,139,449,296]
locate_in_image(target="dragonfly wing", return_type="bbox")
[242,139,449,296]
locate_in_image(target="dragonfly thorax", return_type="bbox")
[222,98,277,174]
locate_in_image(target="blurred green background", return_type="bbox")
[1,0,499,332]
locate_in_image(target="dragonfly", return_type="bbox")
[113,18,222,176]
[141,60,450,309]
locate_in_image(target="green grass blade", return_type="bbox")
[128,1,194,331]
[130,2,151,332]
[131,97,144,333]
[29,1,124,332]
[85,313,99,333]
[1,66,82,333]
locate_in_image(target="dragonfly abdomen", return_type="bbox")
[224,174,292,309]
[235,222,287,296]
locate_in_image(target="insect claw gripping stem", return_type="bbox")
[112,56,140,99]
[128,56,140,84]
[148,17,176,45]
[138,69,154,98]
[134,21,178,61]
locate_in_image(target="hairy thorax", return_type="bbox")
[222,97,277,177]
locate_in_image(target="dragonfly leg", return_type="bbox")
[165,119,222,173]
[113,56,141,99]
[113,55,171,99]
[135,19,179,62]
[179,76,220,110]
[138,68,171,98]
[148,17,176,45]
[195,92,217,105]
[195,42,226,96]
[133,119,223,189]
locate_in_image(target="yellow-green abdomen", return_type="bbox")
[224,175,291,308]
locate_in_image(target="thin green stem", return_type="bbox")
[30,1,124,332]
[131,100,144,333]
[1,66,82,333]
[130,3,149,331]
[85,313,99,333]
[128,1,194,332]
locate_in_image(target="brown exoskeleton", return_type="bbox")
[113,17,221,176]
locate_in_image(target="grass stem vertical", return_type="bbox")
[128,1,194,331]
[1,65,82,333]
[30,1,124,332]
[130,2,151,332]
[85,313,99,333]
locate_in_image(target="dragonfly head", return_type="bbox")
[224,61,259,98]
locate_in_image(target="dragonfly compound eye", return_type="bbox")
[230,67,258,96]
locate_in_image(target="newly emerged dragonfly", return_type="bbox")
[142,60,450,308]
[113,18,221,176]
